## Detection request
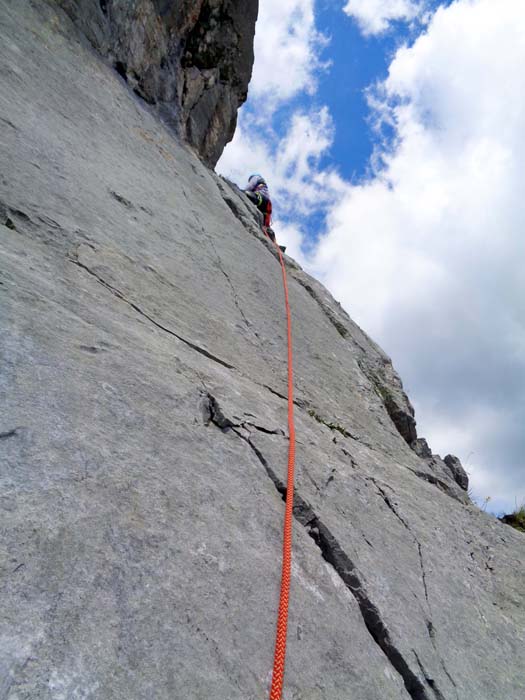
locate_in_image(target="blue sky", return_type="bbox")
[315,0,426,180]
[221,0,455,241]
[218,0,525,515]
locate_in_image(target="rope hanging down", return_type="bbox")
[262,226,297,700]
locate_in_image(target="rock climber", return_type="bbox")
[243,173,276,242]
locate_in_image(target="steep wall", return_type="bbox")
[51,0,258,166]
[1,2,524,699]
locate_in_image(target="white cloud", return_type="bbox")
[219,0,525,512]
[313,0,525,510]
[270,220,310,266]
[218,0,337,229]
[343,0,425,36]
[250,0,327,104]
[219,106,346,220]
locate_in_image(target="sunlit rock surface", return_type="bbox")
[1,2,524,698]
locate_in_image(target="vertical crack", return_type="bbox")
[413,651,447,700]
[300,517,431,700]
[371,479,458,698]
[370,479,432,614]
[440,661,459,698]
[372,480,412,532]
[204,395,434,700]
[417,543,430,607]
[207,231,255,334]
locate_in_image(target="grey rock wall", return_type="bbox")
[50,0,258,166]
[1,2,524,699]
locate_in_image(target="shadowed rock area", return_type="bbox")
[51,0,258,166]
[1,2,524,699]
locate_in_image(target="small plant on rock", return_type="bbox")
[499,503,525,533]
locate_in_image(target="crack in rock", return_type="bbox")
[440,660,459,699]
[1,200,31,232]
[307,409,361,441]
[372,481,411,530]
[205,228,262,344]
[262,384,287,401]
[243,421,283,435]
[216,180,433,465]
[205,394,439,700]
[370,478,459,696]
[413,651,447,700]
[286,269,418,447]
[203,393,235,430]
[417,543,431,607]
[411,470,464,503]
[298,513,432,700]
[0,116,17,130]
[292,275,350,341]
[370,479,433,618]
[69,252,301,405]
[215,255,253,331]
[69,257,236,370]
[109,190,134,208]
[0,428,20,439]
[204,393,283,436]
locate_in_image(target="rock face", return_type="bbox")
[444,454,469,491]
[1,2,525,699]
[52,0,258,166]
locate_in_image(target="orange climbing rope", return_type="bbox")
[262,226,296,700]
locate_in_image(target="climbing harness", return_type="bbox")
[262,224,296,700]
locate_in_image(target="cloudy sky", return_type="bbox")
[217,0,525,515]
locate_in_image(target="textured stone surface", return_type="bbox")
[1,2,525,699]
[50,0,257,166]
[411,438,433,460]
[444,454,469,491]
